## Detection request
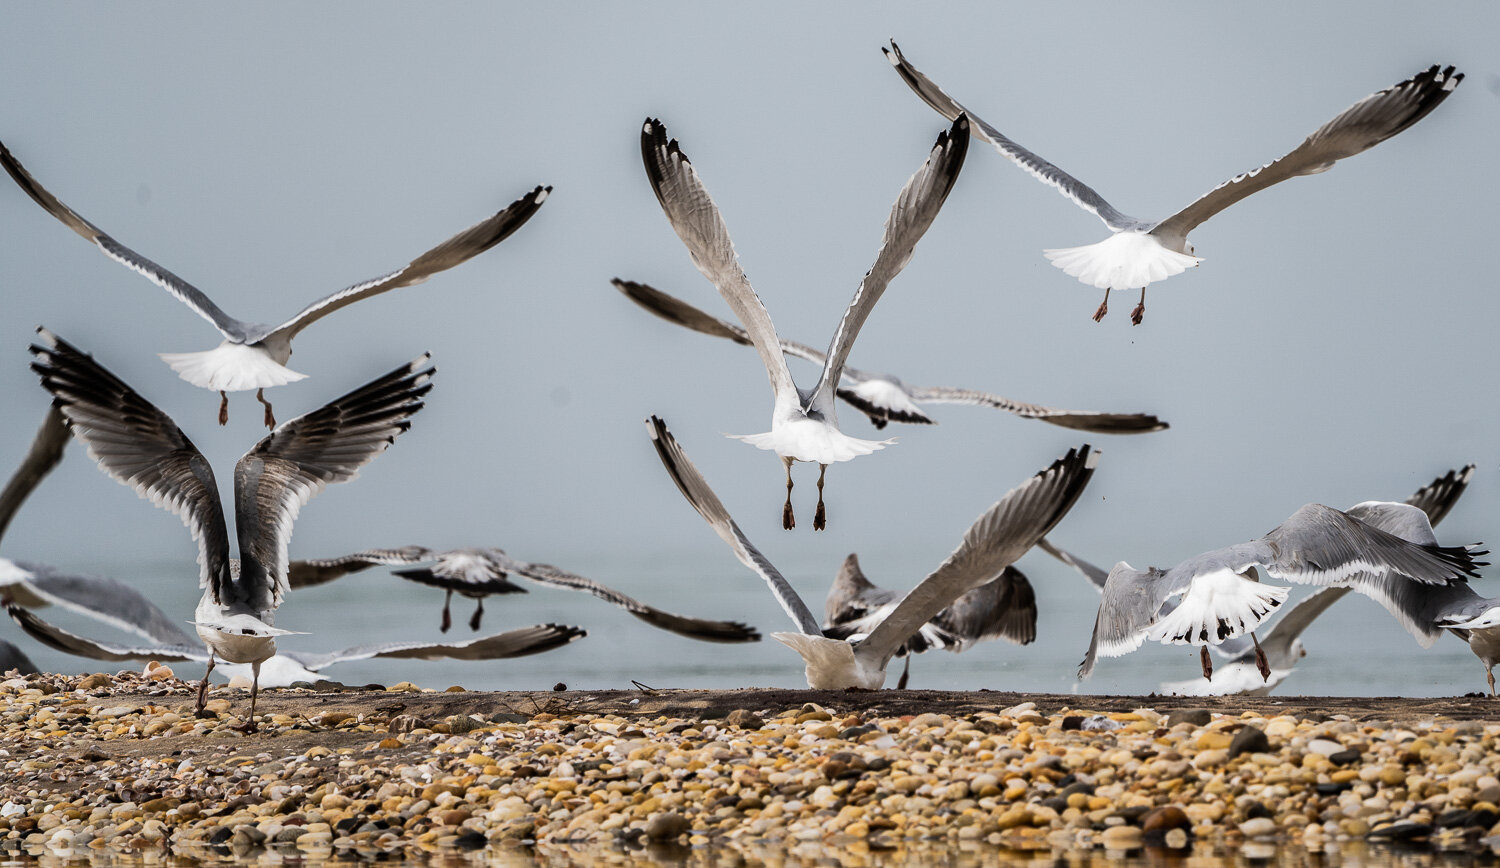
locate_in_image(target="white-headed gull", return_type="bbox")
[1,140,546,426]
[648,414,1096,689]
[31,328,432,729]
[884,42,1462,324]
[821,552,1036,689]
[7,604,584,689]
[285,546,760,642]
[1078,503,1486,682]
[613,278,1168,433]
[640,116,969,529]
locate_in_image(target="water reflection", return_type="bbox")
[8,840,1500,868]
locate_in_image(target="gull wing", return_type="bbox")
[30,329,232,599]
[823,553,897,626]
[285,623,587,670]
[612,277,831,366]
[809,115,969,409]
[498,555,760,643]
[646,415,823,636]
[0,405,70,543]
[287,546,436,590]
[859,444,1097,671]
[1403,465,1474,527]
[932,566,1038,649]
[0,639,36,675]
[7,604,206,663]
[233,355,433,613]
[0,142,253,340]
[4,561,193,646]
[1037,537,1110,591]
[1259,503,1483,587]
[1152,65,1462,240]
[640,120,799,406]
[1079,562,1187,679]
[908,385,1167,433]
[259,186,550,343]
[883,42,1146,232]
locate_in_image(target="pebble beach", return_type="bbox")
[3,669,1500,864]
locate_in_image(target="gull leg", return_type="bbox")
[440,589,453,633]
[813,464,828,531]
[1130,288,1147,326]
[256,389,276,428]
[1091,288,1109,323]
[469,597,485,632]
[897,656,911,690]
[234,661,261,733]
[1199,645,1213,680]
[782,457,795,530]
[1488,664,1495,698]
[195,655,217,717]
[218,392,229,426]
[1252,632,1271,681]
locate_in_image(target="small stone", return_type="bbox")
[724,709,763,730]
[1166,709,1212,727]
[644,812,689,841]
[1229,725,1271,757]
[1101,826,1142,850]
[1239,817,1277,838]
[77,674,111,690]
[388,715,429,734]
[1329,748,1361,766]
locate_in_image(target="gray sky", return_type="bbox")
[1,3,1498,691]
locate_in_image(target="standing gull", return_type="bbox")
[7,604,585,689]
[285,546,760,642]
[640,115,969,529]
[613,278,1168,433]
[821,553,1037,689]
[1077,503,1486,682]
[648,415,1096,689]
[0,140,546,426]
[884,42,1462,323]
[31,329,433,730]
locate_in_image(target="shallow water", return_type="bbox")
[6,545,1495,700]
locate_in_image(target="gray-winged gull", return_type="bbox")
[821,553,1036,689]
[31,328,433,730]
[613,278,1168,433]
[285,546,760,642]
[0,140,547,426]
[7,604,583,688]
[884,42,1462,324]
[648,414,1096,689]
[1077,502,1486,682]
[640,115,968,529]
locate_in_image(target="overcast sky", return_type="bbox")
[1,3,1497,691]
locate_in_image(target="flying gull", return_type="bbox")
[8,604,583,689]
[31,328,432,730]
[613,278,1168,433]
[285,546,760,642]
[1051,465,1475,695]
[884,41,1462,324]
[648,414,1096,689]
[640,115,968,529]
[1,140,547,426]
[1077,502,1485,682]
[821,552,1037,689]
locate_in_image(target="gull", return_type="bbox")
[640,115,968,529]
[821,553,1036,689]
[613,278,1168,433]
[0,140,547,426]
[31,328,432,730]
[1050,465,1476,696]
[284,546,761,642]
[647,414,1097,689]
[0,639,35,675]
[7,604,584,689]
[1077,503,1486,682]
[884,42,1463,324]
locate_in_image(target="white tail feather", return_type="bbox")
[160,342,307,392]
[1043,232,1201,290]
[1145,570,1288,646]
[771,632,885,689]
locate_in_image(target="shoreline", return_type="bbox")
[3,670,1500,859]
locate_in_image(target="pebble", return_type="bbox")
[2,670,1499,860]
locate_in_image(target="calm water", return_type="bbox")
[6,544,1494,699]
